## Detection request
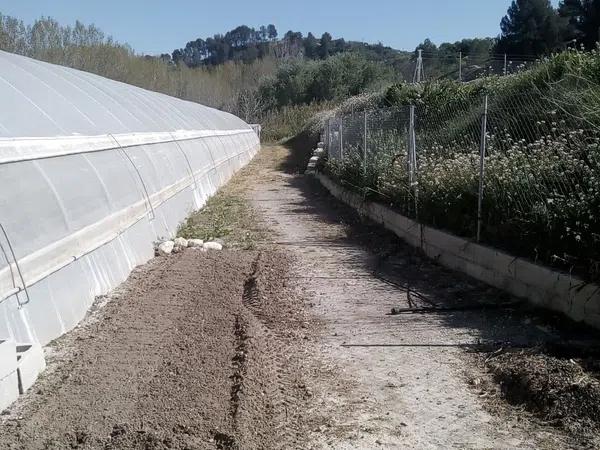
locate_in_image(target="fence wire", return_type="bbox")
[323,92,600,281]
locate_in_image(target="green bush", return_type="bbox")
[324,49,600,281]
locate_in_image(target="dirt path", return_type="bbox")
[0,145,593,449]
[249,146,579,449]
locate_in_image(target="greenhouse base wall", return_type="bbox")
[314,172,600,331]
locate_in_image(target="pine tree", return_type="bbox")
[496,0,562,55]
[580,0,600,48]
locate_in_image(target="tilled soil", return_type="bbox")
[486,348,600,440]
[0,250,313,449]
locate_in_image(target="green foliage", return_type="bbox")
[260,102,334,142]
[259,52,391,109]
[325,50,600,281]
[497,0,563,55]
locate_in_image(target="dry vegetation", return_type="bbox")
[0,14,277,120]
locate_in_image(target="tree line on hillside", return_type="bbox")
[168,24,402,67]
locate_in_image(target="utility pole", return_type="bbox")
[458,51,462,82]
[503,54,507,76]
[413,49,423,84]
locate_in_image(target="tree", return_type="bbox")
[304,32,318,58]
[415,38,438,56]
[259,25,267,42]
[558,0,584,45]
[267,24,277,41]
[319,32,332,59]
[559,0,600,49]
[580,0,600,48]
[496,0,562,56]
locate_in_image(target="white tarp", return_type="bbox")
[0,50,260,344]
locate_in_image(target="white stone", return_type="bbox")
[158,241,174,256]
[309,156,319,163]
[313,148,325,156]
[187,239,204,247]
[174,237,188,248]
[203,241,223,251]
[317,141,324,149]
[16,343,46,394]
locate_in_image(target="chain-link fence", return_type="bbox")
[323,93,600,281]
[392,53,540,83]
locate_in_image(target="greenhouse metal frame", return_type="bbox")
[0,50,260,346]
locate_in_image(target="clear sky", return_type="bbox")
[0,0,562,55]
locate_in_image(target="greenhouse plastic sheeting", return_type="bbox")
[0,51,260,345]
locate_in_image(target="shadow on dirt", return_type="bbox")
[276,131,319,175]
[275,142,600,444]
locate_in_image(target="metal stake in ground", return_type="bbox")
[477,95,489,242]
[340,118,344,162]
[363,111,368,179]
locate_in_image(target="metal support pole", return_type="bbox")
[477,95,489,242]
[325,119,330,154]
[458,51,462,81]
[339,118,344,161]
[503,54,507,76]
[413,49,423,84]
[408,105,418,219]
[328,119,332,154]
[363,111,368,177]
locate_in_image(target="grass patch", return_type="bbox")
[176,153,270,250]
[178,192,265,250]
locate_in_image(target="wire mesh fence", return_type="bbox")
[393,53,541,83]
[323,92,600,281]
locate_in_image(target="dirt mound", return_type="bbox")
[488,348,600,440]
[0,249,312,450]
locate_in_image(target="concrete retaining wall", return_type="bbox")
[315,172,600,330]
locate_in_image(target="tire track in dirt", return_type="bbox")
[0,247,314,450]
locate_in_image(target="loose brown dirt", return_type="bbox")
[0,249,314,449]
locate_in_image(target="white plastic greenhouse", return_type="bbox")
[0,50,260,351]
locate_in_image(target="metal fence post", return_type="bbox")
[477,95,489,242]
[326,118,330,155]
[363,110,368,177]
[408,105,418,219]
[411,106,419,220]
[340,117,344,161]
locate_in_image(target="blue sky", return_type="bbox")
[0,0,561,55]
